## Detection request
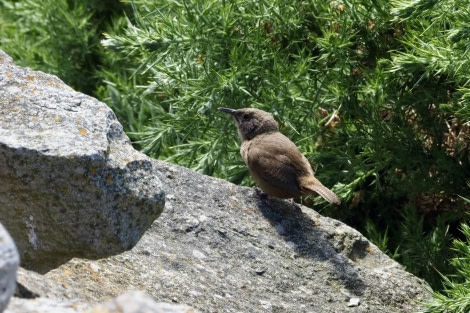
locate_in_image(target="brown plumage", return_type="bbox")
[218,107,340,204]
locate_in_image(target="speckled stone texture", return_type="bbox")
[0,223,19,312]
[6,290,199,313]
[10,161,431,313]
[84,290,200,313]
[0,50,165,272]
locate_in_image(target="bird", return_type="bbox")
[218,107,341,204]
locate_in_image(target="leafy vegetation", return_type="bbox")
[0,0,127,95]
[2,0,470,304]
[421,220,470,313]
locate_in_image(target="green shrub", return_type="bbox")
[1,0,470,292]
[421,221,470,313]
[0,0,126,95]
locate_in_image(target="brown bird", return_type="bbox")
[218,107,341,204]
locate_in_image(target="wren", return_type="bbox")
[218,107,340,204]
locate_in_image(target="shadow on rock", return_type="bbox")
[255,196,366,297]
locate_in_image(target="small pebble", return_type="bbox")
[347,297,360,307]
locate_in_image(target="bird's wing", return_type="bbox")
[245,133,341,204]
[244,133,312,196]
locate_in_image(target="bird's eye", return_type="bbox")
[243,114,250,120]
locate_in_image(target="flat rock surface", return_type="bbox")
[38,161,430,313]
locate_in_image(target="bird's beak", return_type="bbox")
[218,107,237,114]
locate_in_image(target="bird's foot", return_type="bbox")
[253,186,269,200]
[286,198,302,213]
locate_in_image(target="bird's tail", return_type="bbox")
[303,179,341,204]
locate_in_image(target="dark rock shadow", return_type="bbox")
[254,194,366,297]
[15,282,40,299]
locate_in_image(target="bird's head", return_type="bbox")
[218,107,279,141]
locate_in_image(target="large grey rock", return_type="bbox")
[0,50,165,272]
[0,223,19,312]
[8,161,430,312]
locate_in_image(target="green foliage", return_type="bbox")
[421,222,470,313]
[399,204,454,289]
[0,0,127,95]
[2,0,470,293]
[100,0,395,182]
[101,0,342,179]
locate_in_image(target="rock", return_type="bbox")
[6,289,199,313]
[1,50,431,312]
[0,223,19,312]
[0,50,165,272]
[5,297,88,313]
[10,161,430,312]
[14,267,79,300]
[84,290,200,313]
